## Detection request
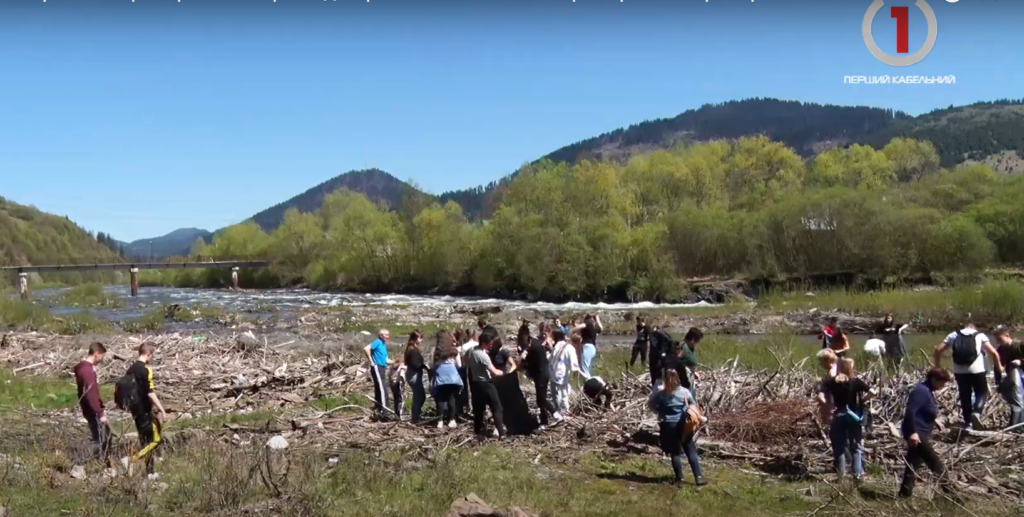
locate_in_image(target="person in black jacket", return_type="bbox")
[648,325,672,389]
[403,331,427,424]
[630,316,650,370]
[521,323,557,428]
[899,368,953,498]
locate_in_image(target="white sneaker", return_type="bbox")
[492,429,499,438]
[437,421,444,430]
[448,420,458,429]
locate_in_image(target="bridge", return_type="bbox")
[2,260,270,298]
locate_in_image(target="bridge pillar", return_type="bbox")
[231,267,240,290]
[18,272,28,301]
[130,268,139,297]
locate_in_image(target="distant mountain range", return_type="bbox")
[128,97,1024,245]
[120,228,212,261]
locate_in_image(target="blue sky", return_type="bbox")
[1,0,1021,242]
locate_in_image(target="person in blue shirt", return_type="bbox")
[899,367,952,498]
[648,369,706,487]
[364,329,392,421]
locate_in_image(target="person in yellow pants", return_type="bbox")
[128,343,168,478]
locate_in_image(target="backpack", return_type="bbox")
[951,331,979,366]
[114,372,140,410]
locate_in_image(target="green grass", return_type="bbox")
[0,368,113,413]
[55,283,124,309]
[121,309,166,334]
[0,295,112,335]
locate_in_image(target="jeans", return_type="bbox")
[899,437,946,497]
[408,371,426,423]
[998,369,1024,429]
[86,414,112,463]
[954,372,989,426]
[581,343,597,377]
[390,380,405,419]
[659,421,702,482]
[829,417,864,478]
[434,384,461,423]
[471,380,505,437]
[457,366,470,416]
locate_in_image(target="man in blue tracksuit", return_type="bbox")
[364,329,392,421]
[899,367,953,498]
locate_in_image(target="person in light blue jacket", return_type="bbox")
[431,330,465,429]
[648,369,706,487]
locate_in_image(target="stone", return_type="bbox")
[70,465,86,480]
[267,435,289,450]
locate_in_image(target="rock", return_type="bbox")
[104,467,118,479]
[267,435,289,450]
[327,457,339,468]
[447,494,539,517]
[70,465,86,480]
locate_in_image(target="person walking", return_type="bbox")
[630,316,650,370]
[127,343,168,478]
[817,358,874,481]
[466,332,506,438]
[521,323,556,428]
[899,368,953,498]
[549,330,585,422]
[648,369,706,487]
[933,321,1002,430]
[431,330,464,429]
[364,329,392,421]
[74,342,111,462]
[573,314,603,377]
[992,326,1024,430]
[816,349,839,425]
[403,330,427,424]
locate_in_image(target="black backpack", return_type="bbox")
[114,371,140,410]
[951,331,979,366]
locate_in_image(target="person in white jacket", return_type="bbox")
[549,331,585,422]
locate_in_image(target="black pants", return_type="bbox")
[370,365,390,419]
[391,380,405,419]
[132,410,162,475]
[457,366,471,416]
[649,361,663,389]
[435,384,461,422]
[954,372,989,426]
[899,437,946,497]
[630,341,648,367]
[86,414,112,464]
[471,380,505,437]
[533,373,553,426]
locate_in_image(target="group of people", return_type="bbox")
[74,341,169,479]
[364,316,709,486]
[814,317,1024,497]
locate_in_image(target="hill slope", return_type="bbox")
[250,169,417,231]
[123,228,213,260]
[0,196,119,282]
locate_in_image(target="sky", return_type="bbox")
[1,0,1022,242]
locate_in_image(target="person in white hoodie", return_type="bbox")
[549,330,585,422]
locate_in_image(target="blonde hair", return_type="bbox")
[835,358,855,384]
[816,348,838,366]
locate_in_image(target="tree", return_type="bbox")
[882,137,941,181]
[808,144,896,190]
[726,136,805,209]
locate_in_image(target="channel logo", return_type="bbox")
[862,0,938,66]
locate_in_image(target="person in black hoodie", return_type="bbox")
[899,367,952,498]
[648,325,672,388]
[630,316,650,370]
[521,323,556,427]
[403,330,427,424]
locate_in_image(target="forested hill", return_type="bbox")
[250,169,420,231]
[243,98,1024,230]
[0,196,118,273]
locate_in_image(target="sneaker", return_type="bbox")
[492,429,499,438]
[437,421,444,430]
[694,476,708,487]
[537,425,548,432]
[448,420,458,429]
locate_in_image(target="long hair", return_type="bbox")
[835,358,855,384]
[517,321,532,350]
[404,330,423,362]
[817,348,838,369]
[435,330,458,362]
[662,368,681,395]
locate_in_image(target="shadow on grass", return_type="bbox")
[596,471,675,485]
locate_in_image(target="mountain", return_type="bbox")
[0,196,119,279]
[242,98,1024,228]
[250,168,418,231]
[123,228,213,261]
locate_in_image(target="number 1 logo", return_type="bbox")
[862,0,938,66]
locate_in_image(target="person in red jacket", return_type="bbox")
[74,342,110,462]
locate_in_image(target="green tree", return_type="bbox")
[726,136,805,209]
[882,137,941,182]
